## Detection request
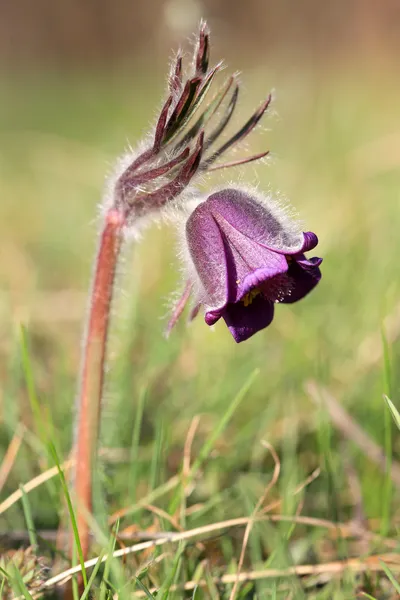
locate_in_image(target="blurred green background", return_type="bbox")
[1,0,400,594]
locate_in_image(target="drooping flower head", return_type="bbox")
[102,22,321,343]
[107,22,271,225]
[169,188,322,342]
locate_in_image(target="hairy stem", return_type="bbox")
[73,207,124,558]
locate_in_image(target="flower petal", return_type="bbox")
[280,255,322,304]
[205,189,305,253]
[221,295,275,342]
[300,231,319,253]
[186,200,229,309]
[213,212,289,302]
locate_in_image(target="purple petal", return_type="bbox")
[301,231,319,252]
[213,212,289,302]
[221,295,275,343]
[186,200,230,309]
[204,189,305,254]
[280,255,322,304]
[186,193,290,314]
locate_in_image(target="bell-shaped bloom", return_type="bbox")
[180,188,322,342]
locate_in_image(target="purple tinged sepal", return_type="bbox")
[108,22,272,224]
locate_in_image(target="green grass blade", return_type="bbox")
[204,567,219,600]
[48,441,88,587]
[381,328,393,537]
[86,515,128,600]
[79,549,105,600]
[71,543,80,600]
[315,396,347,558]
[170,369,259,514]
[19,325,47,444]
[158,544,184,600]
[99,520,120,600]
[7,563,34,600]
[134,578,157,599]
[380,559,400,594]
[19,327,58,502]
[384,395,400,431]
[19,484,38,547]
[381,326,393,398]
[128,385,146,501]
[149,417,164,492]
[191,584,199,600]
[191,369,259,477]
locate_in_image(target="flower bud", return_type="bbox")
[107,22,271,225]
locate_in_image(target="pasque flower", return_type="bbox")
[170,188,322,342]
[73,21,316,563]
[73,22,273,560]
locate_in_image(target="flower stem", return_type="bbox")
[73,207,124,559]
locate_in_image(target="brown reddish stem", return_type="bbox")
[73,207,125,559]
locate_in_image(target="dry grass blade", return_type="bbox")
[183,416,201,483]
[306,381,400,488]
[0,423,25,493]
[229,441,280,600]
[178,415,202,530]
[140,504,182,531]
[14,554,400,600]
[0,446,122,518]
[261,467,320,514]
[38,512,398,592]
[7,508,394,547]
[98,554,400,599]
[0,459,74,516]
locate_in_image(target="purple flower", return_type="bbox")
[169,188,322,342]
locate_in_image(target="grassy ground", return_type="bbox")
[1,55,400,598]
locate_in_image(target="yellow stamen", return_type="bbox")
[242,288,260,307]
